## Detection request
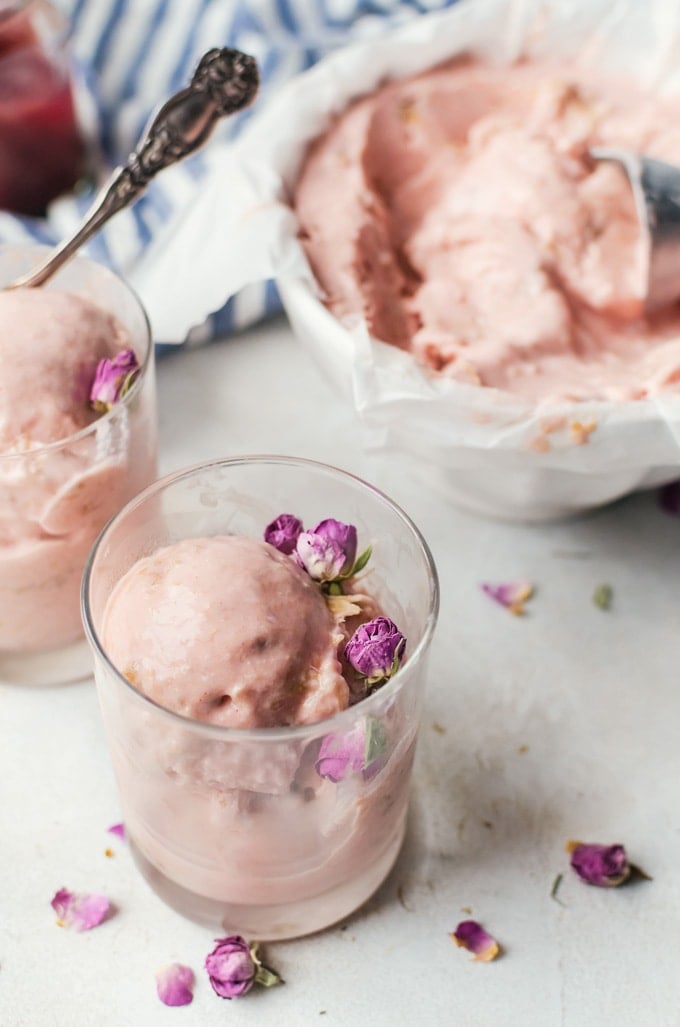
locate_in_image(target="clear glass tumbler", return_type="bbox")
[83,456,439,940]
[0,244,157,685]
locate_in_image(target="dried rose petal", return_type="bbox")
[263,513,303,555]
[107,822,126,841]
[567,840,631,887]
[205,936,282,999]
[90,348,140,413]
[155,964,195,1007]
[345,616,406,685]
[451,920,500,962]
[481,580,533,615]
[50,887,110,931]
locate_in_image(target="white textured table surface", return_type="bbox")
[2,316,679,1027]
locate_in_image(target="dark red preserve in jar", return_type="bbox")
[0,0,86,216]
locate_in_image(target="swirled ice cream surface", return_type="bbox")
[295,58,680,403]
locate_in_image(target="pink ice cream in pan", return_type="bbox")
[295,57,680,404]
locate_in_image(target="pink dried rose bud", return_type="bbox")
[481,580,533,615]
[155,963,195,1007]
[345,616,406,685]
[567,841,631,887]
[107,822,126,841]
[50,887,110,931]
[311,518,358,574]
[296,530,347,582]
[451,920,500,962]
[205,936,282,1000]
[315,718,388,783]
[263,513,303,555]
[90,348,140,413]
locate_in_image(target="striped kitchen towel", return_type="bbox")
[0,0,460,345]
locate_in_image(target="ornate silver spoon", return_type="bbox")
[8,47,259,289]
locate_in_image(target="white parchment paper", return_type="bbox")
[128,0,680,519]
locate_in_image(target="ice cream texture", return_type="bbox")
[102,535,353,728]
[0,288,128,450]
[0,286,155,655]
[295,58,680,403]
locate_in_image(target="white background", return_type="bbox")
[2,317,679,1026]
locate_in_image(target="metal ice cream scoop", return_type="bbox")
[7,47,259,290]
[590,147,680,315]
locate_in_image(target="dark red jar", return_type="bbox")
[0,0,86,216]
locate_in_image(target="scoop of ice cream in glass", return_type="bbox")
[0,243,157,684]
[82,456,438,940]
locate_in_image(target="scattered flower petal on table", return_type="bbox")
[481,580,533,615]
[155,964,195,1007]
[451,920,500,962]
[205,936,282,999]
[345,616,406,686]
[107,822,126,841]
[264,513,303,555]
[50,888,111,931]
[592,584,613,610]
[566,841,631,887]
[90,348,140,413]
[658,480,680,515]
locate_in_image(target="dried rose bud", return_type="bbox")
[311,518,357,574]
[345,616,406,685]
[263,513,303,555]
[315,718,387,783]
[296,530,347,582]
[205,936,281,1000]
[451,920,500,962]
[50,887,110,931]
[567,840,631,887]
[90,348,140,413]
[155,964,194,1007]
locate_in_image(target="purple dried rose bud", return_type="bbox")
[155,964,195,1007]
[316,718,388,783]
[311,518,358,574]
[296,530,347,582]
[50,887,110,931]
[345,616,406,685]
[451,920,500,962]
[264,513,303,555]
[567,841,631,887]
[90,348,140,413]
[205,936,282,1000]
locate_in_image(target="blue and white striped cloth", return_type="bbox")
[1,0,460,345]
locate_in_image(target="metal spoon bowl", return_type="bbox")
[590,147,680,315]
[7,47,259,290]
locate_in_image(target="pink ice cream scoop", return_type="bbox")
[101,535,351,728]
[0,284,156,659]
[0,288,127,451]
